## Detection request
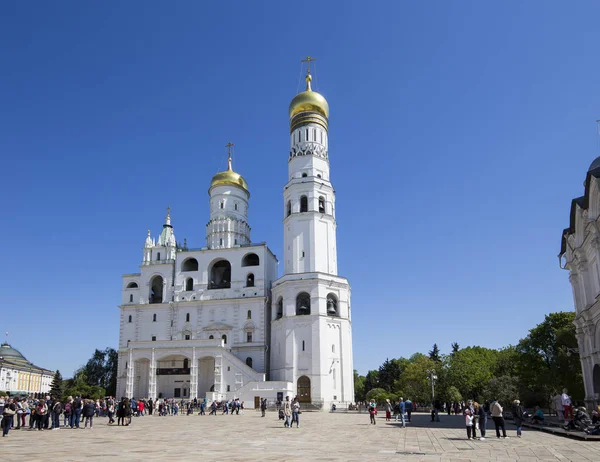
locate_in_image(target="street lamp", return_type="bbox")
[426,369,439,421]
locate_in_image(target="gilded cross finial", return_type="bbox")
[166,206,171,216]
[301,56,316,74]
[225,142,234,170]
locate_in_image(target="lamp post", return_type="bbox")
[426,369,439,422]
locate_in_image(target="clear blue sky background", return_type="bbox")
[1,1,599,377]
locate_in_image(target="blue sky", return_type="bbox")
[1,1,599,377]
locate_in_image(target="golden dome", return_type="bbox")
[289,73,329,119]
[210,156,249,195]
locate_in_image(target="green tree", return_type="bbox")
[429,344,441,362]
[451,342,460,354]
[81,347,118,396]
[395,356,439,404]
[515,312,584,406]
[354,370,366,402]
[483,376,519,406]
[378,358,403,392]
[364,370,379,393]
[365,388,389,403]
[64,370,105,399]
[445,346,499,401]
[49,370,64,401]
[445,386,462,404]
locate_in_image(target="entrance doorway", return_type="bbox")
[254,396,260,409]
[594,364,600,395]
[297,375,311,403]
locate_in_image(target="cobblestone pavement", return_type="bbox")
[2,412,600,461]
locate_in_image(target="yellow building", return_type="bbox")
[0,343,54,397]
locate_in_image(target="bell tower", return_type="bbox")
[270,58,354,409]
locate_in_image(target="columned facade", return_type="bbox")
[560,157,600,409]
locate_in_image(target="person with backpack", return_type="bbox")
[63,398,72,427]
[72,396,83,429]
[51,399,62,429]
[1,398,16,437]
[35,399,48,431]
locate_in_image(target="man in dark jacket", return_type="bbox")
[51,400,62,429]
[72,396,83,428]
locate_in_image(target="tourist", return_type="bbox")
[72,395,83,428]
[399,397,406,427]
[551,393,563,421]
[368,399,377,425]
[512,400,524,438]
[51,399,62,429]
[283,396,292,428]
[261,398,267,417]
[83,399,95,429]
[148,398,153,415]
[405,398,413,422]
[465,408,475,439]
[490,399,508,439]
[2,398,16,437]
[107,399,115,424]
[200,400,206,415]
[531,406,545,424]
[561,388,573,422]
[209,401,217,415]
[63,399,72,427]
[384,399,392,422]
[478,401,487,440]
[471,402,480,440]
[291,397,300,428]
[35,399,48,431]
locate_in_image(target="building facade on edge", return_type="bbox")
[0,343,54,397]
[560,156,600,409]
[116,67,354,409]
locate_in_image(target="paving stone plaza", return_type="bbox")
[2,412,600,461]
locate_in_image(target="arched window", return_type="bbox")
[153,313,157,322]
[126,282,138,289]
[242,253,260,267]
[209,259,232,289]
[128,315,132,323]
[149,276,164,304]
[327,294,339,317]
[319,196,325,214]
[186,313,190,322]
[276,297,283,319]
[222,334,227,344]
[182,258,199,272]
[332,344,335,353]
[296,292,311,315]
[300,196,308,212]
[246,357,253,368]
[246,273,254,287]
[185,278,193,291]
[183,358,189,369]
[235,203,238,211]
[247,310,251,319]
[209,335,214,339]
[287,200,291,217]
[129,294,133,303]
[157,252,161,261]
[302,340,305,351]
[302,172,308,177]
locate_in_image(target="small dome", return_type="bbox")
[0,343,27,361]
[289,73,329,119]
[210,157,249,195]
[589,156,600,172]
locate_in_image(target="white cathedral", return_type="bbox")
[116,66,354,409]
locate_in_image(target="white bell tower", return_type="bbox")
[271,58,354,409]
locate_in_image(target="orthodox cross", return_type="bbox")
[225,142,234,160]
[301,56,316,74]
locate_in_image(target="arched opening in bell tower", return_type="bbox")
[149,276,164,304]
[300,196,308,213]
[208,259,231,289]
[296,292,311,315]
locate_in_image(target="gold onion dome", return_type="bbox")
[289,73,329,119]
[210,155,249,195]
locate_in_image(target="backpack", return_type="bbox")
[65,403,71,413]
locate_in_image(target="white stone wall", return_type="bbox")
[562,174,600,407]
